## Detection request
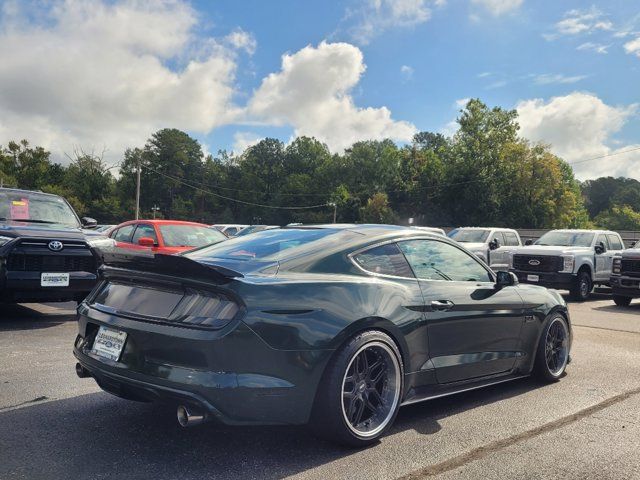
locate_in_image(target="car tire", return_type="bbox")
[613,295,632,307]
[310,330,403,448]
[534,314,570,383]
[569,271,592,301]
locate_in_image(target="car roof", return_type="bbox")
[454,226,517,231]
[549,229,617,234]
[0,187,60,198]
[116,219,210,227]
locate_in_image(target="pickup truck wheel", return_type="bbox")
[569,271,592,301]
[613,295,632,307]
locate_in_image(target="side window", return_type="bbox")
[114,224,135,243]
[492,231,506,246]
[132,224,158,244]
[226,227,238,236]
[596,234,609,249]
[398,239,493,282]
[353,243,415,278]
[606,234,623,250]
[503,231,520,246]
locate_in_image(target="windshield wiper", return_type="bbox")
[10,218,60,224]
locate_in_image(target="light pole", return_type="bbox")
[328,203,337,223]
[135,159,141,220]
[151,205,160,219]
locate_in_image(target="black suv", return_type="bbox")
[0,187,104,303]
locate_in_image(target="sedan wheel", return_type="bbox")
[311,331,403,447]
[534,315,569,382]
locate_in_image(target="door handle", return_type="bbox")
[430,300,454,311]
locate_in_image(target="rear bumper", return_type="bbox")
[610,276,640,298]
[511,270,575,289]
[0,270,97,302]
[73,304,333,425]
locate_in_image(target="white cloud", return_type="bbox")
[624,36,640,57]
[248,42,416,152]
[232,132,263,153]
[577,42,610,54]
[0,0,240,166]
[225,28,257,55]
[347,0,433,45]
[455,98,470,108]
[400,65,414,80]
[516,92,639,179]
[532,73,588,85]
[470,0,523,16]
[548,7,613,39]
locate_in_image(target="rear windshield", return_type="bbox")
[448,229,490,243]
[186,228,348,261]
[159,225,226,248]
[535,231,594,247]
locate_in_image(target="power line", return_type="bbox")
[143,164,331,210]
[567,145,640,166]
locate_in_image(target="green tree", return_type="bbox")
[594,205,640,230]
[360,193,396,224]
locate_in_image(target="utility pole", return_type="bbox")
[329,203,337,223]
[135,158,141,220]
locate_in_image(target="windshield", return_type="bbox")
[0,190,79,227]
[448,228,490,243]
[535,231,595,247]
[187,228,343,261]
[159,224,227,248]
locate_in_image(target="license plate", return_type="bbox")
[91,326,127,361]
[41,272,69,287]
[527,274,539,282]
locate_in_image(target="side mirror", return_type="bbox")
[81,217,97,228]
[525,239,533,246]
[137,237,156,247]
[489,238,500,250]
[595,241,606,254]
[496,270,518,288]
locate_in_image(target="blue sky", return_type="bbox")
[0,0,639,179]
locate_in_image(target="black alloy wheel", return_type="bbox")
[534,315,569,382]
[311,330,403,447]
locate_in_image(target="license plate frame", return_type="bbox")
[91,326,127,362]
[41,272,70,287]
[527,274,540,282]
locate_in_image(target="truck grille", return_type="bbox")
[621,259,640,278]
[7,254,96,272]
[6,238,97,273]
[513,255,563,272]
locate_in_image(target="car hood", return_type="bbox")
[0,221,86,239]
[621,248,640,259]
[457,242,486,250]
[514,245,592,256]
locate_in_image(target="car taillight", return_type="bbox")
[173,292,240,329]
[612,258,622,275]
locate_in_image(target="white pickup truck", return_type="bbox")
[447,227,522,269]
[509,229,625,301]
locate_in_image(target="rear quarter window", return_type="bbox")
[353,243,415,278]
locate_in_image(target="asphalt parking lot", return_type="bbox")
[1,295,639,480]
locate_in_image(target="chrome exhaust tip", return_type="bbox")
[177,405,206,427]
[75,362,91,378]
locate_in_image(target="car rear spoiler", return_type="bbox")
[100,251,244,284]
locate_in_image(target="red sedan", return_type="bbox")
[108,220,227,254]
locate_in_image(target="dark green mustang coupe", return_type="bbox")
[73,225,571,446]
